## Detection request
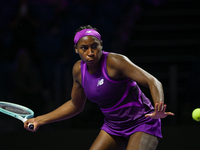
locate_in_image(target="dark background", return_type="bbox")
[0,0,200,149]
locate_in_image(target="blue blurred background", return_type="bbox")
[0,0,199,149]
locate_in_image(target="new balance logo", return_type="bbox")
[86,30,92,33]
[97,79,104,86]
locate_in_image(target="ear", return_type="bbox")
[74,45,78,54]
[100,40,103,49]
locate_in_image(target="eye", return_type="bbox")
[92,43,98,49]
[80,45,88,50]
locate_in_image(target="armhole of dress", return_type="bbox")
[81,60,85,88]
[102,52,129,83]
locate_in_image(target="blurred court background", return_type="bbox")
[0,0,199,149]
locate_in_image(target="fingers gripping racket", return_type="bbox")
[0,101,34,130]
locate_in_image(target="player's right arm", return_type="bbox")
[24,61,87,131]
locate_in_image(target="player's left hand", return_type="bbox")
[145,101,174,119]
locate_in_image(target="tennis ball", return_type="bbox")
[192,108,200,121]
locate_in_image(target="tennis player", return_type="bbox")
[24,25,174,150]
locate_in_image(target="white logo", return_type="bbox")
[86,30,92,33]
[97,79,104,86]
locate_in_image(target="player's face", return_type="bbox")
[75,36,103,67]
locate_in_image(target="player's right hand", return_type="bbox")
[24,118,39,132]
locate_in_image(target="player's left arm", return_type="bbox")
[107,53,174,119]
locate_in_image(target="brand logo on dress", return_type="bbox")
[86,30,92,33]
[97,79,104,86]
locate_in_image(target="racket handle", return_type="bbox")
[28,123,34,130]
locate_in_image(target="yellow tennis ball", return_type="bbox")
[192,108,200,121]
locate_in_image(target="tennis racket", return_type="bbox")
[0,101,34,130]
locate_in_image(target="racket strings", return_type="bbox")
[0,104,31,115]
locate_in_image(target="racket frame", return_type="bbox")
[0,101,34,129]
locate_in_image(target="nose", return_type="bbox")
[87,47,94,56]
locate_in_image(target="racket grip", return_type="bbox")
[28,123,34,130]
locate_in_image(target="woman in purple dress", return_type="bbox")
[24,25,174,150]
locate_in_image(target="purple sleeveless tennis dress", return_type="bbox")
[81,51,162,138]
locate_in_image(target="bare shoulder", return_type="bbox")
[106,53,132,79]
[72,60,82,83]
[107,52,130,68]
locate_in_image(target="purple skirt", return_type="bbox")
[100,101,162,138]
